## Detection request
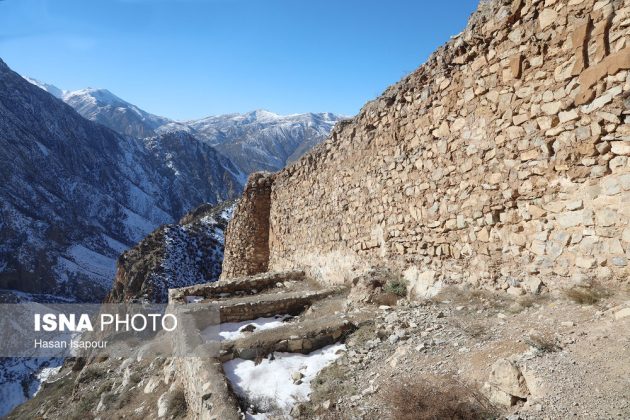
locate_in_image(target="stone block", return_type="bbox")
[539,8,558,29]
[611,142,630,156]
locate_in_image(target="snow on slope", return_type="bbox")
[178,110,345,174]
[108,201,235,303]
[62,88,171,138]
[0,358,63,418]
[24,77,66,99]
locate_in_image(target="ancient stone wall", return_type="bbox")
[221,172,273,278]
[225,0,630,294]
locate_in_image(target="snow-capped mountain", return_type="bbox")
[63,88,171,138]
[23,77,65,100]
[180,110,343,174]
[25,78,345,175]
[0,58,242,301]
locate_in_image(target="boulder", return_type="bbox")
[404,267,442,299]
[489,358,529,399]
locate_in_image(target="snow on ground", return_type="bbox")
[224,344,346,417]
[101,234,129,255]
[52,244,118,288]
[0,358,63,417]
[33,364,63,395]
[67,244,117,280]
[201,314,292,342]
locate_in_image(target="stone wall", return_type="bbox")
[224,0,630,294]
[221,172,273,278]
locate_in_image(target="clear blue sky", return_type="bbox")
[0,0,479,120]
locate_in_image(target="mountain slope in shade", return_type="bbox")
[0,58,241,301]
[24,78,345,175]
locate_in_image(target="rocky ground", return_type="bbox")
[301,282,630,419]
[7,356,189,420]
[7,275,630,420]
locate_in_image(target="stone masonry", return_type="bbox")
[223,0,630,295]
[221,172,273,278]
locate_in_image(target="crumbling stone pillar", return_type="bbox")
[221,172,273,279]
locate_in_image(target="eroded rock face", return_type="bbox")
[224,0,630,292]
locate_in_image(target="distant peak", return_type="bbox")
[248,109,280,119]
[24,77,66,99]
[63,87,129,107]
[68,87,116,98]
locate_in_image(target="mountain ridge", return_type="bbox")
[24,77,346,174]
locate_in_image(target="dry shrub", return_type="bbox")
[76,364,107,384]
[525,332,560,353]
[434,286,513,312]
[371,292,399,306]
[564,285,611,305]
[241,394,285,417]
[384,278,408,297]
[452,319,488,339]
[349,267,406,305]
[382,376,497,420]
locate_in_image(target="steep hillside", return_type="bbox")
[107,201,234,303]
[223,0,630,296]
[0,58,241,301]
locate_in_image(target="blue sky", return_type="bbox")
[0,0,479,120]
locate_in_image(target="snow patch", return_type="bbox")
[224,344,346,416]
[202,314,291,342]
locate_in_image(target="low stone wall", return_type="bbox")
[219,318,357,361]
[169,270,305,302]
[168,303,242,419]
[224,0,630,295]
[175,357,242,420]
[218,288,341,323]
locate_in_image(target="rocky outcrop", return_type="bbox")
[107,201,234,303]
[485,358,530,406]
[224,0,630,294]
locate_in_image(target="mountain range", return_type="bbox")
[1,59,242,301]
[0,59,341,414]
[0,63,343,302]
[26,77,344,175]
